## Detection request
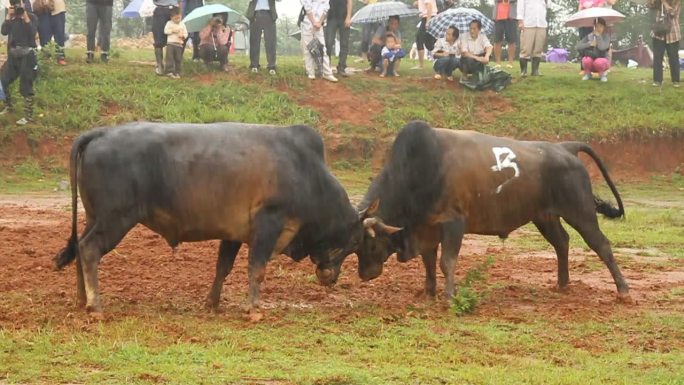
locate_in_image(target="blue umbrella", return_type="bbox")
[121,0,155,18]
[182,4,247,33]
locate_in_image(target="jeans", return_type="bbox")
[433,56,460,76]
[200,44,228,68]
[165,44,183,75]
[460,57,484,76]
[652,38,680,84]
[37,11,66,57]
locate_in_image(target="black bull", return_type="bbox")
[54,122,363,313]
[357,121,631,301]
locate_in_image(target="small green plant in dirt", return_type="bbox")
[451,255,495,316]
[13,158,43,179]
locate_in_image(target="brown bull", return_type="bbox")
[356,121,630,301]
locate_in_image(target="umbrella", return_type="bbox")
[351,1,419,24]
[289,27,360,41]
[182,4,248,33]
[121,0,155,18]
[426,7,494,38]
[307,38,326,72]
[564,7,625,28]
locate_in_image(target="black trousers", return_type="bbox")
[1,48,37,99]
[653,38,680,84]
[460,56,484,76]
[200,44,228,68]
[324,17,350,71]
[249,10,276,70]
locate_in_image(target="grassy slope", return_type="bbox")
[1,48,684,385]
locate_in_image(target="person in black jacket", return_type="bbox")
[1,0,38,125]
[246,0,277,74]
[85,0,113,63]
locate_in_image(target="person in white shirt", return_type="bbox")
[517,0,548,76]
[300,0,338,82]
[431,25,461,80]
[460,20,493,77]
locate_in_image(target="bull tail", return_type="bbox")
[54,130,104,270]
[561,141,624,219]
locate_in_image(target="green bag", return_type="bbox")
[460,66,512,92]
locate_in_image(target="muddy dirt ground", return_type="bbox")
[1,194,683,331]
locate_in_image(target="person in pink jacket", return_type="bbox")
[199,15,231,71]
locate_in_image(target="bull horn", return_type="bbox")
[363,217,403,235]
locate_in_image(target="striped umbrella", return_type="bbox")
[426,7,494,38]
[121,0,155,18]
[351,1,419,24]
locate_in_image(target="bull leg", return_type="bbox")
[206,240,242,309]
[563,215,630,297]
[421,246,439,297]
[76,219,96,307]
[79,220,135,313]
[440,219,465,298]
[247,210,285,308]
[533,218,570,290]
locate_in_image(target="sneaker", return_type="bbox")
[57,58,66,66]
[167,73,175,78]
[447,76,454,81]
[652,82,661,87]
[674,82,681,88]
[506,63,514,69]
[155,66,163,76]
[323,74,338,82]
[174,74,181,79]
[493,63,502,69]
[251,67,259,73]
[582,74,591,81]
[600,73,608,82]
[392,71,400,77]
[16,117,30,125]
[269,69,276,75]
[307,74,316,80]
[0,106,11,115]
[337,68,350,77]
[434,73,442,80]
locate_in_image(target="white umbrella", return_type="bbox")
[351,1,419,24]
[564,7,626,28]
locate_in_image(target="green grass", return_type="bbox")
[507,177,684,259]
[1,307,683,384]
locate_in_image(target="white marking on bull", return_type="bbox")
[490,147,520,193]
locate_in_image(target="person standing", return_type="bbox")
[33,0,66,65]
[85,0,113,63]
[358,0,378,61]
[492,0,517,69]
[413,0,437,69]
[300,0,338,82]
[183,0,204,61]
[324,0,352,77]
[647,0,681,87]
[516,0,548,76]
[152,0,178,75]
[164,6,187,79]
[1,1,38,125]
[246,0,277,74]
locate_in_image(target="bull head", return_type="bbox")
[362,217,403,238]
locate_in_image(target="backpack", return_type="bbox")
[460,66,512,92]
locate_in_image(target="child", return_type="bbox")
[380,32,405,77]
[163,7,187,79]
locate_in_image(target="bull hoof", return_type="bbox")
[414,289,437,300]
[616,292,635,305]
[87,311,105,321]
[205,297,220,311]
[555,284,570,293]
